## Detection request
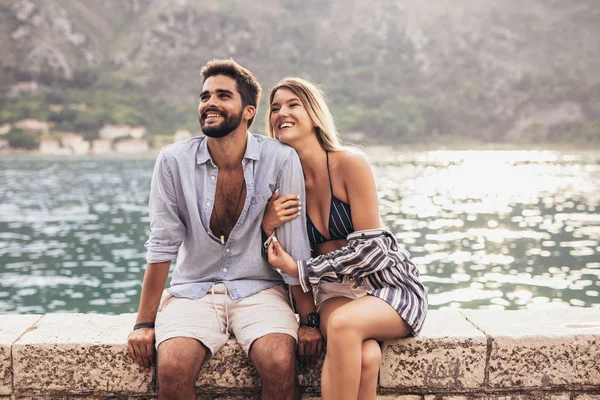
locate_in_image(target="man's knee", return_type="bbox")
[266,346,296,374]
[157,338,207,390]
[251,334,296,378]
[158,353,197,391]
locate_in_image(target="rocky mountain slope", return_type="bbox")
[1,0,599,144]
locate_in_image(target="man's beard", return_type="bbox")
[199,109,244,138]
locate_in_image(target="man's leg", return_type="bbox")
[229,285,300,400]
[249,333,299,400]
[156,337,207,400]
[154,287,231,400]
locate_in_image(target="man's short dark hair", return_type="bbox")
[201,59,262,128]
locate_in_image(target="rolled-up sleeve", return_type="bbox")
[275,149,311,285]
[297,231,409,292]
[145,151,186,264]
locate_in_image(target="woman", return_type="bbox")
[262,77,428,400]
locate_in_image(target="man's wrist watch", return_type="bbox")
[299,312,320,329]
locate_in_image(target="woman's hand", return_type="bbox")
[267,237,299,276]
[262,189,302,236]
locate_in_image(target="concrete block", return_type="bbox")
[0,315,40,395]
[305,397,421,400]
[197,337,324,389]
[12,313,152,396]
[14,397,156,400]
[462,309,600,389]
[424,395,569,400]
[380,310,487,391]
[197,338,259,388]
[297,351,324,388]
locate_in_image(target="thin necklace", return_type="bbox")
[214,178,246,245]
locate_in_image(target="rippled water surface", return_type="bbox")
[1,150,599,314]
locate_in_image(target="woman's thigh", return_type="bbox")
[328,295,412,341]
[318,296,353,340]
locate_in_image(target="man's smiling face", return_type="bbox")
[198,74,244,138]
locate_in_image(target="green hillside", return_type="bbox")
[1,0,599,145]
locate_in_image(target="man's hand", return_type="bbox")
[297,325,323,367]
[127,328,156,370]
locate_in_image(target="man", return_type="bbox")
[127,59,322,400]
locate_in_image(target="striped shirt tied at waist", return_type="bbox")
[297,228,428,335]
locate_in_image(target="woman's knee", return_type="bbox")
[361,340,382,376]
[326,309,356,340]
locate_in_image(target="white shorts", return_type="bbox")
[315,278,368,312]
[155,283,298,359]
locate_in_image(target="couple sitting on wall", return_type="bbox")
[127,59,428,400]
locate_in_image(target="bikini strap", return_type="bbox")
[326,151,334,194]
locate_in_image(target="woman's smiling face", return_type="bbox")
[270,88,315,145]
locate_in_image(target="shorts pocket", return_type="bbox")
[159,290,175,310]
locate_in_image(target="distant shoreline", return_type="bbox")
[1,142,599,158]
[362,142,600,153]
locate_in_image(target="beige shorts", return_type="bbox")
[155,283,298,359]
[315,278,369,312]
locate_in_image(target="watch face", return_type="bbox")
[307,313,320,328]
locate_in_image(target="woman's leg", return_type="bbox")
[324,295,412,400]
[318,296,353,340]
[318,296,353,398]
[357,339,381,400]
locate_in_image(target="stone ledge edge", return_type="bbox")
[1,309,600,396]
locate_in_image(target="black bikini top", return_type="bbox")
[306,152,355,246]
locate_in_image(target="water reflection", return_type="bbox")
[374,150,600,311]
[0,150,599,314]
[0,157,150,314]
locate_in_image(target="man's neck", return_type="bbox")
[206,127,248,170]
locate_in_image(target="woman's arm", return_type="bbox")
[269,230,410,292]
[268,150,412,290]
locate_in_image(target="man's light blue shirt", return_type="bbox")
[145,132,311,301]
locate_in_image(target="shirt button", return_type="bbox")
[226,248,230,253]
[210,176,215,180]
[207,202,211,207]
[222,268,227,272]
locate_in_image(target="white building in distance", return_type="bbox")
[91,139,112,155]
[99,125,147,140]
[15,119,51,134]
[114,138,149,154]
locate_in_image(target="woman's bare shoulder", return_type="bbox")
[333,148,372,175]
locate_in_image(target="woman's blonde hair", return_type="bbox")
[266,77,341,151]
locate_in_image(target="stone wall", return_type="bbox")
[1,309,599,399]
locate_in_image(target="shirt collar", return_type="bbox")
[244,132,260,161]
[196,131,260,165]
